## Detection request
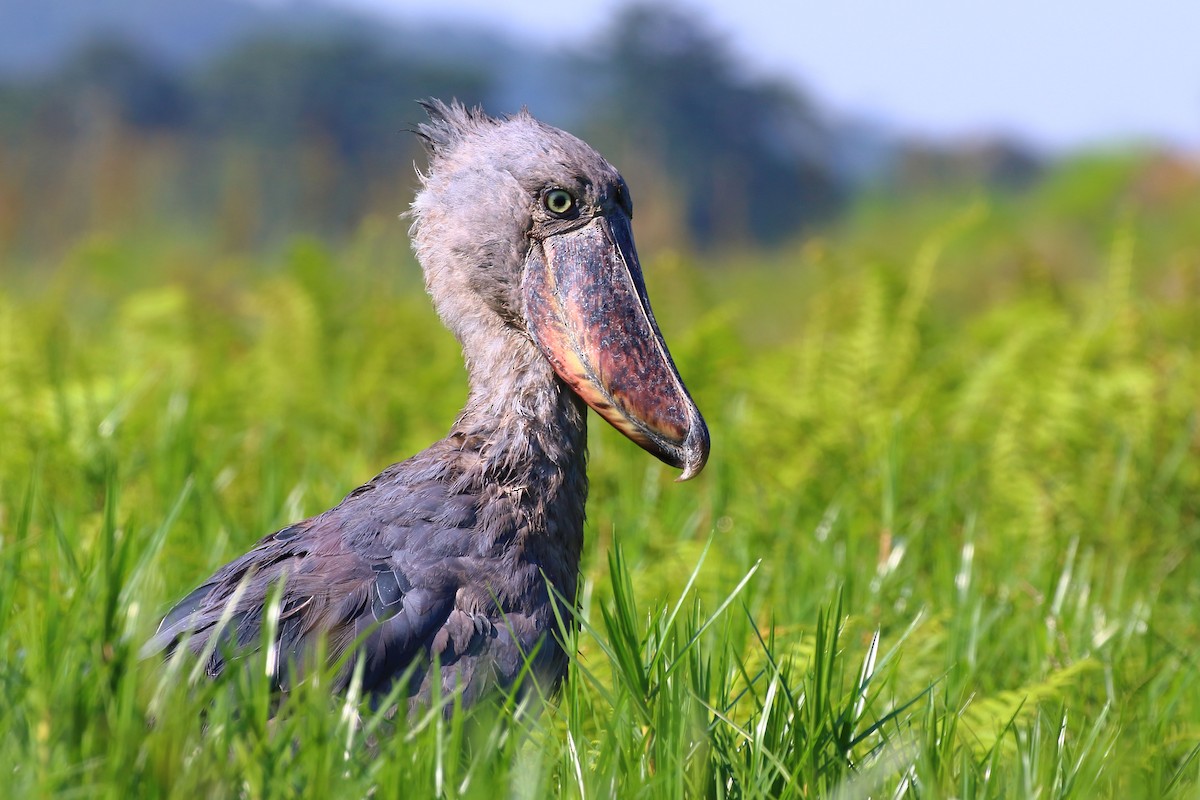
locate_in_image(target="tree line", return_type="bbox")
[0,4,1040,257]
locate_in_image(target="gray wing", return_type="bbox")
[144,465,507,702]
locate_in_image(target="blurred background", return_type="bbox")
[1,0,1196,260]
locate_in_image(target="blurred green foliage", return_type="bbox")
[0,151,1199,796]
[0,5,961,256]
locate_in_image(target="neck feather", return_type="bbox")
[450,319,588,489]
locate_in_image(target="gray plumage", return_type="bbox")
[147,100,708,711]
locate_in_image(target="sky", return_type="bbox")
[331,0,1199,152]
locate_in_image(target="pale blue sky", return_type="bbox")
[332,0,1199,151]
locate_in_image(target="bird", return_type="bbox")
[144,99,710,713]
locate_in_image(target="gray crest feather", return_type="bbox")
[415,99,498,157]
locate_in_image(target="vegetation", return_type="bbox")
[1,148,1197,797]
[0,2,1047,259]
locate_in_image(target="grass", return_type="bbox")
[1,168,1199,796]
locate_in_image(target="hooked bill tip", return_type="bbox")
[673,416,710,482]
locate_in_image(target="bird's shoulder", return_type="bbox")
[147,441,498,666]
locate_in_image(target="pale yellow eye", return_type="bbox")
[544,189,575,216]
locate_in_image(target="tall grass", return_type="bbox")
[1,176,1198,796]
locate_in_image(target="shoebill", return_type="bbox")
[145,100,710,711]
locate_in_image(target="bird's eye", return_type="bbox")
[544,188,575,216]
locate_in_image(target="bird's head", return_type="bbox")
[410,100,708,480]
